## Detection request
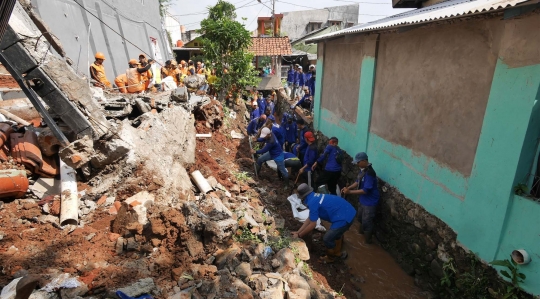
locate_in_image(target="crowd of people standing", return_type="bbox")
[89,52,217,95]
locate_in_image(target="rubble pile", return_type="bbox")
[0,89,347,298]
[0,3,352,298]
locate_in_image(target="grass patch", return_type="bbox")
[234,227,261,243]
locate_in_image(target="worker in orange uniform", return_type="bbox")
[138,54,153,91]
[89,52,111,89]
[124,58,153,94]
[114,73,128,93]
[179,60,189,76]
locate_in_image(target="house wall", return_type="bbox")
[281,4,358,41]
[31,0,171,80]
[313,9,540,295]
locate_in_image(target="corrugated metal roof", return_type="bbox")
[307,0,532,42]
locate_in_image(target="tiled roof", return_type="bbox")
[249,37,292,56]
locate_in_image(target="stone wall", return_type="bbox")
[314,131,532,298]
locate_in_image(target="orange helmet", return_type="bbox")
[128,59,140,65]
[95,52,106,60]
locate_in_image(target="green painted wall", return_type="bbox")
[313,32,540,296]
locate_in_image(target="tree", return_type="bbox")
[158,0,172,17]
[199,0,258,101]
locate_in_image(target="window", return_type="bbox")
[330,21,342,26]
[346,22,354,28]
[307,22,322,33]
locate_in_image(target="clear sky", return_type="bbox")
[169,0,412,31]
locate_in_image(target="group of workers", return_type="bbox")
[89,52,217,95]
[287,64,316,111]
[246,87,379,263]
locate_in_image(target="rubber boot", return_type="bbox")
[358,223,364,235]
[334,236,348,259]
[365,231,373,244]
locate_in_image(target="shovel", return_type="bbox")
[289,171,302,195]
[248,136,259,179]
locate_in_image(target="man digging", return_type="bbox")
[291,183,356,263]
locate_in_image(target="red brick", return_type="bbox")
[108,233,121,242]
[97,195,107,206]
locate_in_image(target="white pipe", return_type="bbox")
[195,133,212,138]
[59,159,78,226]
[190,170,213,194]
[0,109,31,126]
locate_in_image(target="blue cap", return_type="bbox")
[352,152,368,164]
[268,115,275,122]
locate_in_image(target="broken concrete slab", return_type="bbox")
[30,177,61,199]
[58,136,94,169]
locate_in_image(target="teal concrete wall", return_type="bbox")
[313,27,540,297]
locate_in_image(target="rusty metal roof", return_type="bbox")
[307,0,532,42]
[249,37,292,56]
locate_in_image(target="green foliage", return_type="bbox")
[199,1,258,100]
[441,258,457,288]
[233,171,251,182]
[439,253,529,299]
[490,258,527,299]
[260,56,271,66]
[207,0,236,21]
[514,183,529,196]
[290,245,301,264]
[158,0,172,17]
[267,233,291,252]
[234,227,261,243]
[302,262,313,279]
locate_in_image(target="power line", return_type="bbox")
[248,5,266,28]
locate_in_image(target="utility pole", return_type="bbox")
[258,0,275,37]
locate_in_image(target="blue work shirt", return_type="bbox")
[258,97,267,115]
[256,133,283,159]
[303,144,318,169]
[272,124,285,146]
[296,94,312,108]
[265,101,275,115]
[317,145,342,172]
[304,72,312,84]
[298,72,305,86]
[298,127,309,155]
[250,107,261,120]
[305,192,356,229]
[247,117,265,135]
[287,69,295,83]
[308,75,316,96]
[357,164,380,206]
[282,121,297,143]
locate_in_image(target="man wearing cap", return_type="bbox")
[125,58,153,93]
[252,127,289,187]
[299,131,318,187]
[247,115,267,136]
[179,60,189,76]
[281,113,297,152]
[312,137,343,195]
[250,101,260,120]
[292,183,356,263]
[341,152,380,244]
[90,52,111,89]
